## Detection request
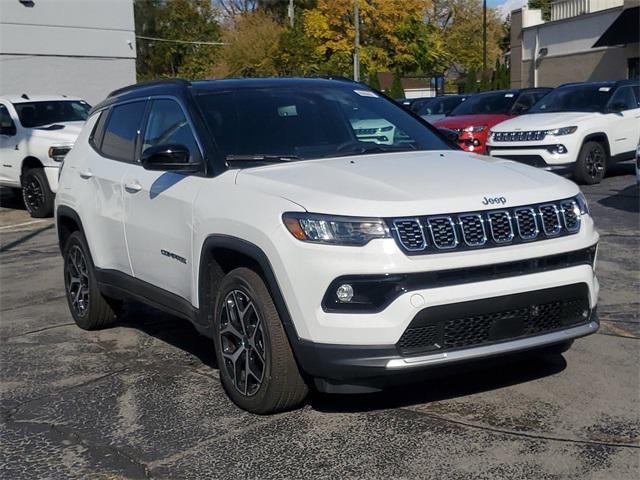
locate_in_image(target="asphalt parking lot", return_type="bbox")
[1,164,638,480]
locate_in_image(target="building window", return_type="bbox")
[629,57,639,81]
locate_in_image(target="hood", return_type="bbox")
[29,121,84,145]
[433,114,512,129]
[491,112,600,131]
[235,151,579,217]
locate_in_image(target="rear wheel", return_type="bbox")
[22,168,54,217]
[213,268,308,414]
[574,141,607,185]
[63,231,118,330]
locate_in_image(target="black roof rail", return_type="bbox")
[108,78,191,98]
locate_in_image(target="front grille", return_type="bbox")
[355,128,377,135]
[560,200,580,232]
[396,284,590,356]
[394,219,426,251]
[539,204,561,236]
[389,197,581,255]
[427,217,458,249]
[493,130,547,142]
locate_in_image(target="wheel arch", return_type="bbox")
[56,205,86,253]
[20,156,44,182]
[198,235,301,347]
[582,133,611,158]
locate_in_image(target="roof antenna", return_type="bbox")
[21,93,29,100]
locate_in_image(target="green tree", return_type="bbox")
[528,0,552,20]
[134,0,222,80]
[389,71,404,98]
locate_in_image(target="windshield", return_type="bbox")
[195,86,451,162]
[417,97,465,116]
[528,85,612,113]
[449,91,517,116]
[14,100,91,128]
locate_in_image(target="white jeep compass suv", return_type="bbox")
[55,79,599,413]
[486,80,640,184]
[0,95,90,217]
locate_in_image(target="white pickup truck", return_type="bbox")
[0,95,90,217]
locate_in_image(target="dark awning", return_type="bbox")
[593,6,639,47]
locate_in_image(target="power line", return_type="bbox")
[135,35,226,46]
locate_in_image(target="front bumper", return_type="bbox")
[298,315,598,393]
[487,141,579,169]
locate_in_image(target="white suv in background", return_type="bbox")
[56,78,599,413]
[487,81,640,184]
[0,95,90,217]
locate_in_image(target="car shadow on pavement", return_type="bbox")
[115,301,568,413]
[309,352,567,413]
[0,187,26,211]
[116,301,217,368]
[597,183,639,214]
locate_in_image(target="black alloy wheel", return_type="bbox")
[219,289,267,396]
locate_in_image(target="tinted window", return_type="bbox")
[449,91,518,115]
[142,99,199,161]
[0,104,15,133]
[608,86,636,111]
[14,101,91,128]
[417,97,465,116]
[101,102,146,162]
[196,86,450,163]
[89,111,108,150]
[529,84,613,113]
[512,90,549,114]
[632,86,640,107]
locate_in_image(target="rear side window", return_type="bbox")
[101,101,146,162]
[89,111,108,150]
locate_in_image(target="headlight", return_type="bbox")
[282,213,390,246]
[48,145,72,162]
[463,125,487,133]
[576,192,589,215]
[545,126,577,136]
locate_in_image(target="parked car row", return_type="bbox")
[397,79,640,185]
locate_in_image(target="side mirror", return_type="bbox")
[438,127,459,144]
[141,144,200,172]
[0,124,16,136]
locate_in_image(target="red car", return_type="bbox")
[433,88,552,154]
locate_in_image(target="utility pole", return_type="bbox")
[288,0,294,28]
[482,0,487,72]
[353,0,360,81]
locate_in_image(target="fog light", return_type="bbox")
[336,284,354,303]
[472,139,481,147]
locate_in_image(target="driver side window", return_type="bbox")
[142,99,200,161]
[0,104,16,136]
[608,87,636,111]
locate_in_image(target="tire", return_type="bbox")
[213,267,308,414]
[574,141,607,185]
[63,231,118,330]
[21,167,54,218]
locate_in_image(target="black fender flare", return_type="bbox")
[55,205,86,253]
[197,235,304,356]
[582,133,611,158]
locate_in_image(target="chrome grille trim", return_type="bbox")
[487,211,514,244]
[458,214,487,247]
[427,216,459,250]
[560,200,581,232]
[514,207,539,240]
[393,218,427,251]
[539,204,562,236]
[387,196,583,255]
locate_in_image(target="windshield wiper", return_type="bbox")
[225,154,300,163]
[335,143,417,158]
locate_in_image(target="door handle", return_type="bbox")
[79,170,93,179]
[124,181,142,193]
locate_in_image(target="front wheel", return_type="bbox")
[63,231,118,330]
[22,168,54,217]
[574,141,607,185]
[213,268,308,414]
